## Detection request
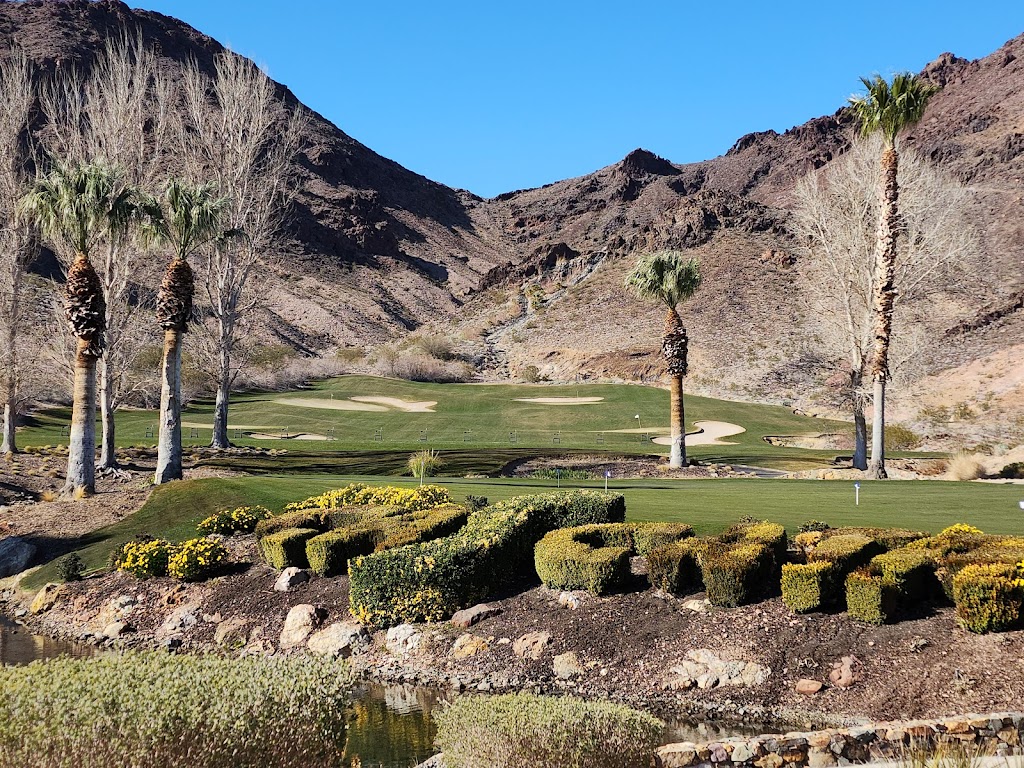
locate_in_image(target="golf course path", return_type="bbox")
[651,420,746,446]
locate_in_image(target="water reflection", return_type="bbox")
[345,683,444,768]
[0,614,93,666]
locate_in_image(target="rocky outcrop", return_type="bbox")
[0,537,36,578]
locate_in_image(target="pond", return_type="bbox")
[0,616,763,767]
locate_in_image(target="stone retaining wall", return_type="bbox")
[656,713,1024,768]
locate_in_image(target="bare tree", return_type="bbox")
[181,51,305,448]
[792,136,981,468]
[41,31,171,468]
[0,49,38,454]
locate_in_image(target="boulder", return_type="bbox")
[386,623,422,655]
[828,656,860,689]
[214,617,250,649]
[663,650,769,690]
[279,604,323,650]
[681,599,710,613]
[0,536,36,578]
[274,567,310,592]
[450,633,489,658]
[102,621,131,639]
[796,678,824,695]
[512,631,552,660]
[94,595,138,628]
[557,591,584,610]
[307,622,371,658]
[450,603,499,629]
[656,741,698,768]
[156,603,199,639]
[553,651,585,679]
[30,583,62,614]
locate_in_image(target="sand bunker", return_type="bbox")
[276,397,388,412]
[182,421,271,431]
[514,397,605,405]
[349,396,437,413]
[247,432,329,441]
[651,421,746,446]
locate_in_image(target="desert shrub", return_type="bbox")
[118,539,174,578]
[885,423,923,451]
[348,491,625,627]
[434,692,664,768]
[261,528,319,570]
[521,364,543,383]
[393,354,469,383]
[945,451,986,481]
[254,510,325,541]
[0,653,353,768]
[781,561,838,613]
[306,528,377,577]
[55,553,85,582]
[286,483,451,514]
[952,563,1024,633]
[998,462,1024,479]
[412,333,455,361]
[846,570,900,625]
[167,537,228,581]
[534,525,632,596]
[647,538,703,595]
[408,449,444,479]
[530,468,596,481]
[466,495,488,511]
[198,506,272,536]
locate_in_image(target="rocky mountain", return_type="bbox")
[2,1,1021,438]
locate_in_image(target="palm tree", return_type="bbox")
[19,161,136,496]
[849,73,938,479]
[625,251,702,468]
[141,180,228,485]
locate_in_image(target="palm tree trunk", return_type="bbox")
[64,339,97,496]
[670,374,685,468]
[210,344,231,449]
[1,401,15,455]
[98,357,117,469]
[867,145,899,480]
[155,329,183,484]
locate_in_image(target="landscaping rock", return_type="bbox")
[279,604,323,650]
[656,741,698,767]
[386,623,423,655]
[307,622,371,658]
[557,591,584,610]
[450,603,499,629]
[0,536,36,578]
[214,617,250,649]
[94,595,138,628]
[829,655,861,689]
[274,567,309,592]
[796,678,824,695]
[663,649,769,690]
[682,599,711,613]
[30,583,62,614]
[102,621,131,639]
[450,633,489,658]
[512,630,552,660]
[156,603,199,639]
[553,651,585,679]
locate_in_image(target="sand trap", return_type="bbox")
[182,421,272,431]
[247,432,329,441]
[350,396,437,413]
[651,421,746,447]
[276,397,388,412]
[514,397,605,405]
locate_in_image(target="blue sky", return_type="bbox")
[132,1,1024,197]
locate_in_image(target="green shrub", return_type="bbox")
[348,491,625,627]
[534,525,632,596]
[434,692,664,768]
[781,561,838,613]
[998,461,1024,479]
[261,528,319,570]
[255,511,324,541]
[55,553,85,582]
[952,564,1024,633]
[466,495,488,511]
[632,522,694,556]
[871,548,937,599]
[197,506,271,536]
[885,423,922,451]
[167,537,228,581]
[809,534,881,572]
[730,521,787,579]
[798,520,831,533]
[285,483,452,513]
[701,542,770,607]
[647,539,703,595]
[828,526,927,551]
[305,528,378,576]
[118,539,173,578]
[846,570,900,625]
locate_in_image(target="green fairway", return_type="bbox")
[23,473,1023,591]
[20,375,856,469]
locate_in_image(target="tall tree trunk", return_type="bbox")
[64,340,97,496]
[852,394,868,471]
[210,341,231,449]
[670,374,686,468]
[1,401,15,455]
[662,307,689,469]
[867,145,899,480]
[155,329,183,484]
[98,357,117,469]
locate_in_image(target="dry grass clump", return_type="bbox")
[945,451,986,481]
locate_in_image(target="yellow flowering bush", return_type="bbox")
[197,506,272,536]
[167,537,228,581]
[286,483,451,514]
[938,523,984,537]
[117,539,173,578]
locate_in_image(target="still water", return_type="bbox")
[0,616,761,766]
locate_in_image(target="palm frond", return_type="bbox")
[625,250,702,310]
[848,72,939,145]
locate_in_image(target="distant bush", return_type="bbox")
[55,553,85,582]
[393,354,469,383]
[286,483,452,514]
[434,692,664,768]
[465,495,488,512]
[530,468,596,480]
[412,334,456,361]
[884,423,923,451]
[998,461,1024,480]
[198,506,272,536]
[521,364,543,383]
[946,451,986,481]
[408,449,444,479]
[335,346,365,363]
[0,653,353,767]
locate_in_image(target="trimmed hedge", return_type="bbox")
[846,571,900,625]
[306,528,378,576]
[826,526,927,552]
[254,511,325,541]
[808,534,880,571]
[261,528,319,570]
[701,542,770,608]
[647,538,703,595]
[952,564,1023,634]
[845,549,939,624]
[781,561,837,613]
[348,491,625,627]
[632,523,695,556]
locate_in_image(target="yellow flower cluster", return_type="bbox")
[350,587,447,626]
[167,537,228,581]
[197,506,272,536]
[286,483,451,513]
[118,539,173,578]
[938,523,984,537]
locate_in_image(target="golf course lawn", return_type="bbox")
[23,473,1024,590]
[17,375,858,470]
